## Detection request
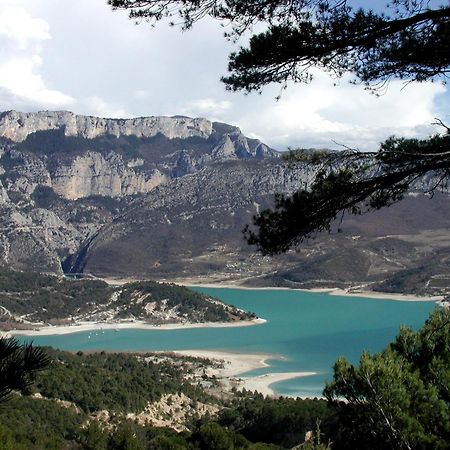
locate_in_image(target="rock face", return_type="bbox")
[50,153,166,200]
[0,110,449,296]
[0,181,9,204]
[0,110,280,274]
[0,111,278,199]
[0,111,213,142]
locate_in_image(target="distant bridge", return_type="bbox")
[63,273,96,279]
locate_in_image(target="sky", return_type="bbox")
[0,0,448,151]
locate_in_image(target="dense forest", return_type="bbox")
[33,349,216,413]
[0,348,333,449]
[0,392,333,449]
[1,308,448,449]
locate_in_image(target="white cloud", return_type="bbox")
[234,72,446,150]
[133,90,152,100]
[83,96,128,119]
[0,1,447,152]
[0,56,74,108]
[0,2,74,111]
[181,98,232,120]
[0,4,50,49]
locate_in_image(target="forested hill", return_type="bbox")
[0,268,254,330]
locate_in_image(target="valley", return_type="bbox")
[1,0,449,447]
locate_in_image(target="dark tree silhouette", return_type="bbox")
[245,131,450,254]
[108,0,449,89]
[109,0,450,253]
[0,338,49,402]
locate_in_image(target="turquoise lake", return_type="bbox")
[20,288,437,397]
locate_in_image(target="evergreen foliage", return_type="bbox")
[0,396,327,449]
[34,348,213,413]
[245,133,450,254]
[325,307,450,450]
[1,308,448,449]
[108,1,449,90]
[218,396,332,448]
[0,268,112,323]
[118,281,252,322]
[0,268,251,325]
[0,396,84,449]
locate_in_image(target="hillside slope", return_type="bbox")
[0,111,449,296]
[0,268,254,330]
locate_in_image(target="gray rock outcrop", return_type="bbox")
[51,152,167,200]
[0,110,282,274]
[0,110,213,142]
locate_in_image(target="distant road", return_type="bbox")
[0,305,11,319]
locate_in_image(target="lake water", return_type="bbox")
[21,288,437,397]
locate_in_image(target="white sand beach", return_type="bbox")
[8,277,437,397]
[173,350,271,376]
[173,279,443,302]
[172,349,317,397]
[9,317,267,337]
[240,372,317,397]
[327,288,443,302]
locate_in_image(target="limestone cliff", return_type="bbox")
[0,111,278,199]
[50,153,166,200]
[0,110,281,274]
[0,110,213,142]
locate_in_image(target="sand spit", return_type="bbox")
[9,318,267,337]
[172,350,317,398]
[240,372,317,397]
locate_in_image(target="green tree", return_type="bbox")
[190,422,240,449]
[0,424,27,450]
[107,422,147,450]
[324,307,450,450]
[109,0,449,253]
[0,337,49,402]
[80,421,108,450]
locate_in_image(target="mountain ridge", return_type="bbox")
[0,110,278,200]
[0,110,449,296]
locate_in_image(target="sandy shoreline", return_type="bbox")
[8,279,440,338]
[9,318,267,337]
[240,372,317,397]
[95,275,443,302]
[172,350,317,397]
[176,280,443,302]
[327,288,443,302]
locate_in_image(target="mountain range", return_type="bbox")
[0,110,449,296]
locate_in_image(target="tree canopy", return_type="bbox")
[109,0,450,253]
[324,307,450,450]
